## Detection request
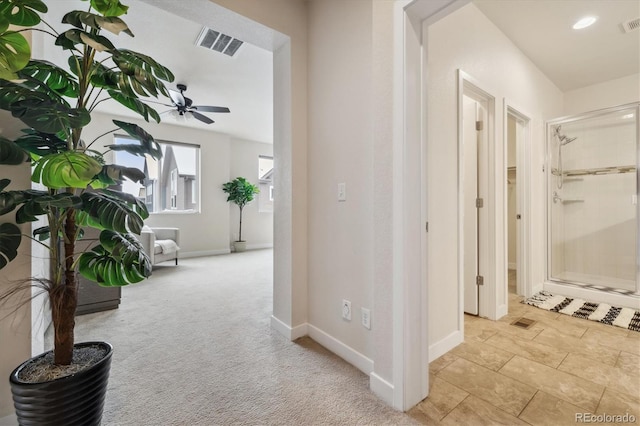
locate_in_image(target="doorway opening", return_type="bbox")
[458,72,495,318]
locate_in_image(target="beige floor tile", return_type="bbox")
[616,351,640,376]
[439,395,529,426]
[407,405,442,425]
[500,355,605,412]
[438,358,536,416]
[466,316,543,342]
[412,377,468,421]
[534,328,619,365]
[485,332,568,368]
[519,391,592,426]
[597,388,640,425]
[429,352,458,375]
[464,319,499,342]
[556,314,631,337]
[450,340,514,371]
[581,328,640,356]
[558,353,640,399]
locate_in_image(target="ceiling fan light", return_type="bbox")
[573,16,597,30]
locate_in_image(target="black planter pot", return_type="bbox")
[9,341,113,426]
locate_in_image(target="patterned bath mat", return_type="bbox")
[522,291,640,332]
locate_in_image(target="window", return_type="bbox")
[113,136,200,213]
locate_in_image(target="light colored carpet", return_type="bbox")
[58,249,417,426]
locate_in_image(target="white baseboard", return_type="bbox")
[429,329,463,362]
[496,303,508,319]
[180,249,230,259]
[307,324,374,375]
[270,316,308,340]
[246,243,273,250]
[544,282,640,310]
[370,372,394,407]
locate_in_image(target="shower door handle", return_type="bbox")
[516,214,521,220]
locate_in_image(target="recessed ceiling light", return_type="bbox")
[622,113,634,119]
[573,16,597,30]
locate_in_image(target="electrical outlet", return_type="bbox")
[342,299,351,321]
[361,308,371,330]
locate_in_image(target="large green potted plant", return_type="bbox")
[222,177,259,253]
[0,0,173,424]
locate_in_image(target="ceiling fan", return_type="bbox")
[163,83,230,124]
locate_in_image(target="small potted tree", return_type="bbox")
[222,177,259,252]
[0,0,173,424]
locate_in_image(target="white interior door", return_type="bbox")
[463,95,481,315]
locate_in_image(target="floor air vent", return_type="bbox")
[196,28,244,57]
[510,317,536,329]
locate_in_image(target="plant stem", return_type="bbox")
[238,206,243,241]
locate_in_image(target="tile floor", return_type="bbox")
[409,272,640,425]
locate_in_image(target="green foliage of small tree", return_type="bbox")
[0,0,174,365]
[222,177,259,242]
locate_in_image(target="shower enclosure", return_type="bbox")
[547,103,639,296]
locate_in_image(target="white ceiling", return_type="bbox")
[37,1,639,142]
[40,0,274,143]
[474,0,640,91]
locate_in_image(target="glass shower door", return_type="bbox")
[548,105,638,294]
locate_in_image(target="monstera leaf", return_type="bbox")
[78,189,148,234]
[93,164,146,188]
[63,11,133,36]
[78,230,150,286]
[18,60,79,98]
[0,31,30,80]
[16,193,82,223]
[0,136,29,164]
[0,0,47,26]
[89,0,129,17]
[0,223,21,269]
[107,91,161,123]
[14,129,68,158]
[32,151,102,189]
[108,120,162,159]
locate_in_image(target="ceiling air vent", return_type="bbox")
[621,17,640,33]
[196,27,244,57]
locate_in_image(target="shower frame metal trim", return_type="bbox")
[544,102,640,295]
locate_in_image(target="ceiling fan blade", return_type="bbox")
[168,89,185,107]
[190,111,214,124]
[192,105,230,113]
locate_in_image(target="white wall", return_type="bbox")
[211,0,309,330]
[0,114,34,417]
[307,0,374,359]
[563,73,640,116]
[229,138,273,248]
[426,3,563,347]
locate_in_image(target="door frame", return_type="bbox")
[505,103,533,298]
[458,71,496,319]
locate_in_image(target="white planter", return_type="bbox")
[233,241,247,252]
